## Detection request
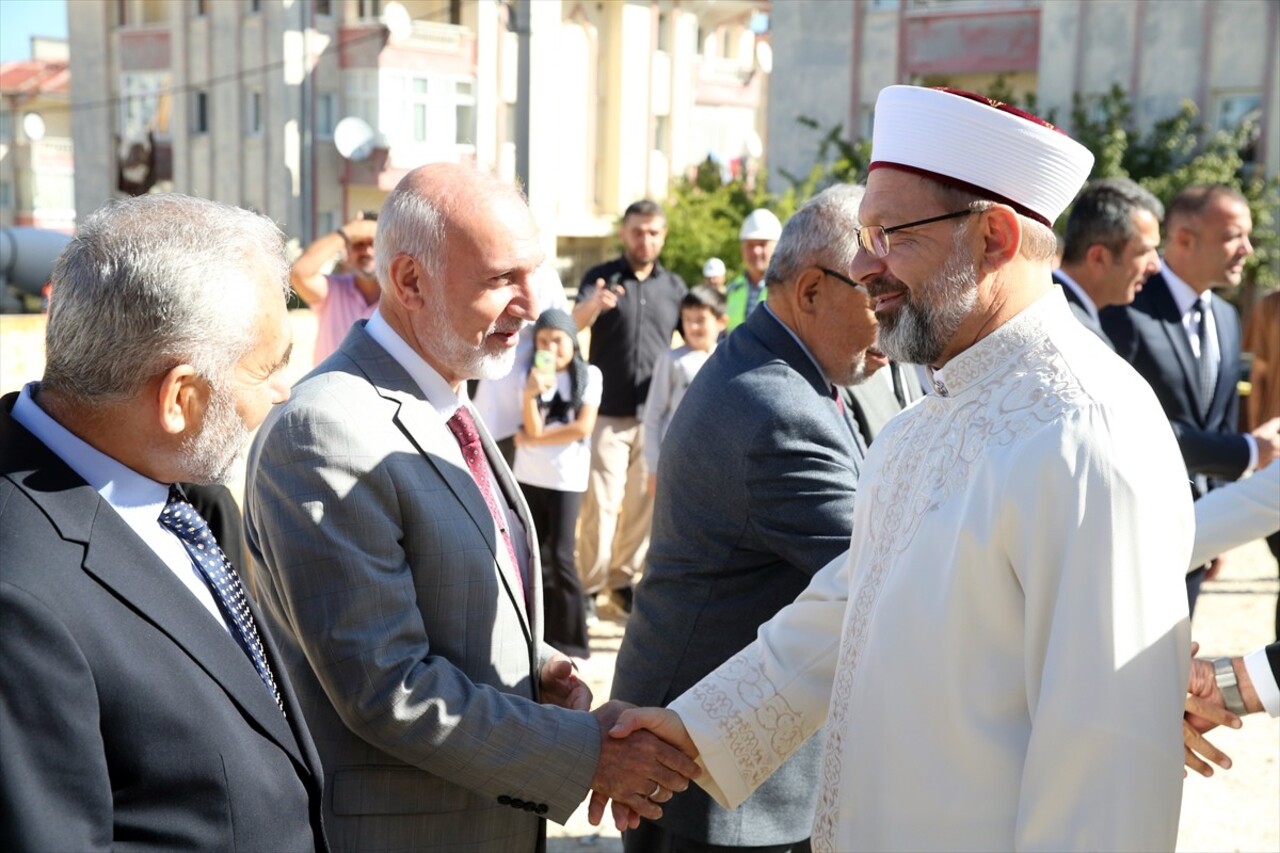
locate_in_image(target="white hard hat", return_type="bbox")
[739,208,783,241]
[702,257,726,278]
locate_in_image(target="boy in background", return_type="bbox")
[642,286,728,494]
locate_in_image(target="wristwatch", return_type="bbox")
[1212,657,1247,715]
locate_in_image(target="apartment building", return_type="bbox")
[0,39,75,231]
[68,0,769,278]
[767,0,1278,193]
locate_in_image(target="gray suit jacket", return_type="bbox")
[244,324,601,853]
[611,306,864,846]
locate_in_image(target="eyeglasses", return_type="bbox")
[818,266,869,296]
[350,240,374,251]
[856,209,978,258]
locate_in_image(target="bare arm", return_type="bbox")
[289,217,376,306]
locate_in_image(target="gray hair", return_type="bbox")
[1062,178,1164,264]
[927,181,1058,263]
[43,194,289,404]
[765,184,866,288]
[376,167,525,291]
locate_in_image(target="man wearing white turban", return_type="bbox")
[607,86,1192,852]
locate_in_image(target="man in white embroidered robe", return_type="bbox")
[607,86,1192,851]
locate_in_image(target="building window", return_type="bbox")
[360,0,382,19]
[194,0,207,15]
[412,78,430,143]
[1215,91,1262,169]
[246,91,263,135]
[454,80,475,145]
[0,109,11,140]
[249,0,261,13]
[654,114,669,153]
[657,12,670,52]
[315,0,332,15]
[316,92,338,138]
[192,90,209,133]
[0,180,11,208]
[318,209,340,235]
[115,0,128,26]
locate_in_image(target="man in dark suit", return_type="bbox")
[244,164,698,853]
[611,185,877,853]
[1102,183,1280,612]
[1054,177,1163,346]
[0,194,327,851]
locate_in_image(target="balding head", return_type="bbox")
[375,164,542,389]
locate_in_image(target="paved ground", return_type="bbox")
[549,540,1280,853]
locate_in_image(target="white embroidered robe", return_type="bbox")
[669,291,1192,852]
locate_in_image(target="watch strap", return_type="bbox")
[1213,656,1247,715]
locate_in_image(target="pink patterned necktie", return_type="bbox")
[445,406,525,601]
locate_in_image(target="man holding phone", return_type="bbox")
[572,200,686,617]
[290,211,381,365]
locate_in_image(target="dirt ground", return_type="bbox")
[550,539,1280,853]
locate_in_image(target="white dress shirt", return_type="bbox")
[363,311,531,577]
[11,382,231,633]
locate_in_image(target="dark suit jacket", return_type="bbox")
[1101,270,1248,489]
[611,306,864,846]
[0,393,326,852]
[1053,270,1113,348]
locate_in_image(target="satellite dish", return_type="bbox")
[334,116,376,161]
[382,1,413,40]
[22,112,46,142]
[754,41,773,75]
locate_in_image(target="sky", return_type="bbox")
[0,0,68,62]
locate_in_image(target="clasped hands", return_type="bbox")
[539,655,701,830]
[1181,642,1243,778]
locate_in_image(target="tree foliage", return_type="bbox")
[658,81,1277,294]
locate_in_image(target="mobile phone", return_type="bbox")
[533,349,556,378]
[606,272,624,294]
[361,210,378,221]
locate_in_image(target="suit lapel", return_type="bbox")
[1207,296,1239,422]
[0,400,306,768]
[1148,275,1203,422]
[337,327,535,645]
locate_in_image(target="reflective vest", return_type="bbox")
[724,273,766,331]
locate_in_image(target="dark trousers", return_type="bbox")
[521,483,590,658]
[1186,566,1206,618]
[624,821,811,853]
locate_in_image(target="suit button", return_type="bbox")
[497,795,511,805]
[536,804,549,815]
[523,802,536,812]
[510,797,525,809]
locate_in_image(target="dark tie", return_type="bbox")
[446,406,525,601]
[159,487,284,713]
[1193,301,1218,416]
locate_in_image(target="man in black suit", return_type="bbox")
[1102,184,1280,613]
[0,194,326,851]
[1054,177,1163,346]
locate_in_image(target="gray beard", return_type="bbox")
[877,243,980,366]
[424,286,522,381]
[178,382,249,485]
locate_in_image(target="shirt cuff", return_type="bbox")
[1243,434,1259,473]
[1242,647,1279,717]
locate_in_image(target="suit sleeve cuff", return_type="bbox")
[1243,647,1280,717]
[1243,434,1259,473]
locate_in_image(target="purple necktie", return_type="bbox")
[446,406,525,601]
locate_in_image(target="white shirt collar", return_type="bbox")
[1053,268,1099,322]
[1161,260,1211,317]
[363,309,466,419]
[11,382,169,515]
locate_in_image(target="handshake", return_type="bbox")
[541,655,699,830]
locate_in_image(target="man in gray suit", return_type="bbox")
[610,185,877,853]
[245,163,699,853]
[1053,177,1163,346]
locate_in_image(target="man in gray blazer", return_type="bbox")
[610,185,878,853]
[1052,177,1163,346]
[245,163,698,853]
